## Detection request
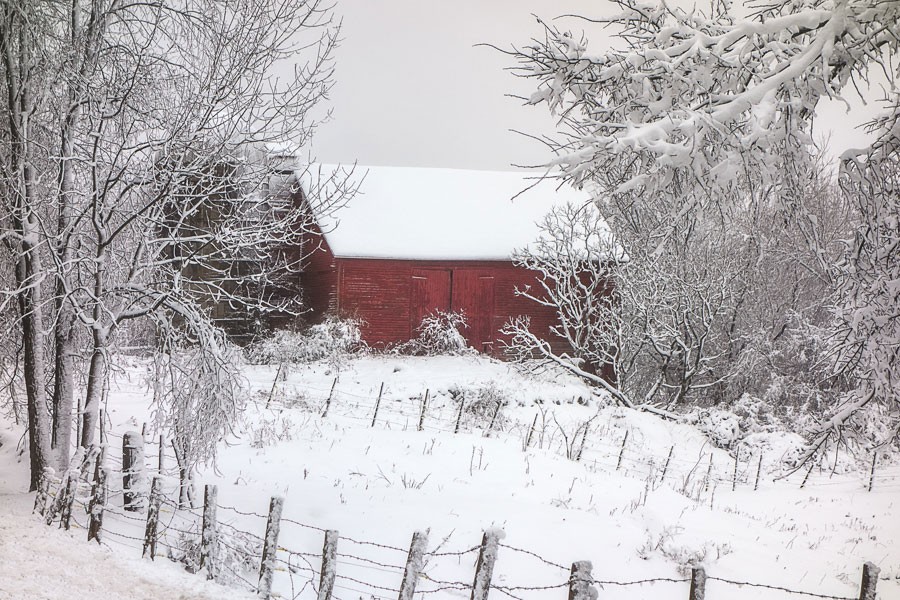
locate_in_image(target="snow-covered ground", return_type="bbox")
[2,354,899,599]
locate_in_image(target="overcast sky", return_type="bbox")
[309,1,883,172]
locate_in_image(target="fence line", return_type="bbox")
[259,378,897,494]
[34,459,883,600]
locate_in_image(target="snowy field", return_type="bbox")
[2,354,899,600]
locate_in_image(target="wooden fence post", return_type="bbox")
[123,430,146,512]
[524,414,538,449]
[88,448,108,543]
[59,474,78,531]
[258,495,285,599]
[418,389,429,432]
[568,561,597,600]
[266,363,284,409]
[200,484,218,580]
[44,472,69,526]
[575,424,589,462]
[158,434,165,475]
[371,383,385,427]
[732,448,739,491]
[800,461,815,489]
[616,431,629,471]
[661,446,674,483]
[398,530,429,600]
[486,400,502,435]
[98,410,105,445]
[321,377,337,418]
[703,453,714,491]
[142,476,163,559]
[867,454,877,492]
[470,529,502,600]
[754,455,763,491]
[858,562,879,600]
[33,467,54,516]
[689,566,706,600]
[454,400,466,434]
[318,529,339,600]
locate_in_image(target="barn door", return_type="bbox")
[451,270,495,352]
[410,269,451,336]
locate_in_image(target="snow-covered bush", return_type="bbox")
[395,311,473,356]
[245,317,365,365]
[169,524,262,586]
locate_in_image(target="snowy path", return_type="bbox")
[0,424,253,600]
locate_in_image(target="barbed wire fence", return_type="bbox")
[257,376,900,496]
[27,373,896,599]
[32,438,884,600]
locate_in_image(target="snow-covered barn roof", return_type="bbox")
[298,164,592,261]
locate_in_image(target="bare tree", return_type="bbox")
[0,0,350,489]
[506,0,897,450]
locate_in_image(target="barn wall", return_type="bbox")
[299,225,340,320]
[333,257,592,358]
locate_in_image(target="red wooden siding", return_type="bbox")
[299,224,340,318]
[300,248,580,359]
[411,269,452,330]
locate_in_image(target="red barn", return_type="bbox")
[297,165,592,356]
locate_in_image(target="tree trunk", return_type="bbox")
[19,262,53,491]
[3,8,54,490]
[52,0,92,469]
[80,338,106,448]
[52,326,76,468]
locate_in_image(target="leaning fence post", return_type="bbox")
[142,476,163,559]
[321,377,337,418]
[470,529,502,600]
[200,484,218,580]
[703,453,714,491]
[318,529,339,600]
[754,455,763,491]
[371,382,385,427]
[88,447,108,543]
[568,561,597,600]
[575,424,590,462]
[867,453,877,492]
[524,414,538,449]
[123,430,146,512]
[398,530,429,600]
[800,461,815,489]
[858,562,879,600]
[689,566,706,600]
[616,431,629,471]
[661,446,674,483]
[258,495,285,599]
[454,400,466,434]
[418,389,429,432]
[44,472,69,526]
[59,474,78,531]
[486,400,502,435]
